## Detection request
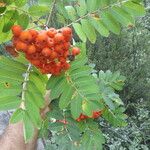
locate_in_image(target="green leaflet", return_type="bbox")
[102,108,127,127]
[23,112,34,143]
[101,10,121,35]
[59,83,74,109]
[2,10,19,32]
[0,63,25,75]
[0,89,21,99]
[56,2,69,19]
[39,0,53,5]
[102,90,116,110]
[70,57,88,71]
[71,66,92,78]
[76,0,87,16]
[0,81,22,90]
[10,108,24,123]
[26,89,44,108]
[0,56,27,71]
[0,96,21,111]
[17,13,29,29]
[98,0,110,8]
[71,96,82,119]
[25,92,42,128]
[89,17,109,37]
[111,6,135,26]
[27,81,43,95]
[82,127,105,150]
[65,6,77,21]
[122,1,146,17]
[0,67,23,81]
[29,72,46,94]
[99,70,126,91]
[56,13,66,24]
[50,77,67,100]
[46,74,65,90]
[14,0,27,7]
[81,19,97,43]
[28,5,49,16]
[73,23,87,42]
[86,0,99,12]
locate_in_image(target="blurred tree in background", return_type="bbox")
[88,0,150,113]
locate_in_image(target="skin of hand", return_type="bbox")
[0,91,50,150]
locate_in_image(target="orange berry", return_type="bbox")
[92,111,102,119]
[76,114,88,122]
[63,42,70,50]
[65,35,72,42]
[63,51,69,58]
[47,28,57,38]
[11,25,22,37]
[58,57,66,63]
[54,44,63,53]
[19,31,32,43]
[56,62,61,68]
[47,38,54,48]
[50,51,57,59]
[36,33,48,44]
[27,45,36,54]
[61,27,72,36]
[29,29,38,39]
[15,41,28,52]
[54,33,65,44]
[72,47,80,56]
[76,118,81,122]
[42,47,52,57]
[30,52,40,60]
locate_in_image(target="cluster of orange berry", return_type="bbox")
[11,25,80,75]
[76,111,102,122]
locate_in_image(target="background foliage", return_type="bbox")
[88,0,150,109]
[87,0,150,149]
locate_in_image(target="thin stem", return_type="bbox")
[62,110,73,142]
[20,63,32,110]
[46,0,57,27]
[66,0,130,27]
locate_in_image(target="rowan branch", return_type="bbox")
[20,63,32,110]
[46,0,57,27]
[66,0,130,27]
